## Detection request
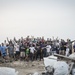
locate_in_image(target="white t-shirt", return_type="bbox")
[14,44,19,52]
[66,48,69,56]
[56,42,59,47]
[46,45,51,53]
[29,47,35,53]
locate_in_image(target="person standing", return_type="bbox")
[14,43,20,60]
[29,44,35,61]
[25,46,30,61]
[73,41,75,52]
[46,44,51,56]
[65,45,70,56]
[0,44,2,57]
[67,39,72,54]
[36,46,42,61]
[1,43,7,58]
[8,43,14,58]
[19,43,26,61]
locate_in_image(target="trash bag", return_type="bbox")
[44,55,57,67]
[53,61,69,75]
[45,66,54,73]
[69,53,75,59]
[33,72,39,75]
[33,72,40,75]
[72,68,75,75]
[0,67,18,75]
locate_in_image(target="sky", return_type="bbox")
[0,0,75,43]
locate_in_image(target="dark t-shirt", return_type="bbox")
[73,45,75,49]
[19,45,26,52]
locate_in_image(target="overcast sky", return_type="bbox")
[0,0,75,43]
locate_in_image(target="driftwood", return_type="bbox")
[54,54,75,62]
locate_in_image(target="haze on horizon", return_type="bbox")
[0,0,75,43]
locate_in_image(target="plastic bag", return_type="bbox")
[53,61,69,75]
[69,53,75,59]
[44,55,57,67]
[0,67,18,75]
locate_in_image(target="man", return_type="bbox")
[0,43,7,58]
[25,46,30,61]
[65,45,70,56]
[68,39,72,54]
[0,44,2,57]
[56,40,60,54]
[46,43,51,56]
[19,43,26,60]
[8,43,14,58]
[29,44,35,61]
[36,46,41,61]
[59,39,65,55]
[73,41,75,52]
[14,43,20,60]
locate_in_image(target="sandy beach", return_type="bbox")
[0,60,45,75]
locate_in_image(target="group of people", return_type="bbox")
[0,36,75,62]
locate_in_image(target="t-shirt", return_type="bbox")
[26,49,30,54]
[66,48,69,52]
[20,45,25,52]
[73,45,75,49]
[8,45,14,53]
[14,45,19,52]
[0,46,1,51]
[46,45,51,52]
[1,46,6,54]
[29,47,35,53]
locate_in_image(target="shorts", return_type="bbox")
[9,52,14,57]
[2,53,7,57]
[16,51,20,56]
[20,52,25,57]
[26,54,29,57]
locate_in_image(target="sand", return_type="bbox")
[0,60,45,75]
